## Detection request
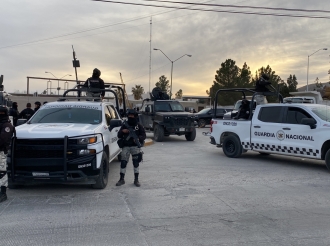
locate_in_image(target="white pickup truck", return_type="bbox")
[7,86,126,189]
[210,103,330,170]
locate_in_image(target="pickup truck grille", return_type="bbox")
[173,117,189,126]
[15,139,77,159]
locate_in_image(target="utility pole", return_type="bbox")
[149,17,152,94]
[72,45,80,84]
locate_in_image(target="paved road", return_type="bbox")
[1,128,330,246]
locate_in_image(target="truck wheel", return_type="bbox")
[222,135,242,158]
[92,152,109,189]
[198,119,206,128]
[185,128,196,141]
[154,124,164,142]
[325,149,330,170]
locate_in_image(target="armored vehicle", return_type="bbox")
[138,87,196,142]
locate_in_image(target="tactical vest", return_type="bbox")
[88,78,101,89]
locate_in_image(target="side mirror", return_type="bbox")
[17,119,27,126]
[145,107,150,113]
[109,119,122,131]
[301,118,317,129]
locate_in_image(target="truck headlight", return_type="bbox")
[77,136,97,144]
[78,149,96,155]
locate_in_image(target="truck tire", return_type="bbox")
[198,119,206,128]
[222,135,242,158]
[92,152,109,189]
[154,124,164,142]
[325,149,330,170]
[185,128,196,141]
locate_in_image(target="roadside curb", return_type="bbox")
[144,138,154,147]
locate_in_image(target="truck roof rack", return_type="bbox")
[59,85,127,115]
[214,87,283,120]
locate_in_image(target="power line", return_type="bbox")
[142,0,330,14]
[91,0,330,19]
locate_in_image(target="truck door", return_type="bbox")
[251,106,284,153]
[280,106,319,158]
[139,103,153,129]
[104,106,118,159]
[106,105,121,158]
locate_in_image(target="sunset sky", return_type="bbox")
[1,0,330,96]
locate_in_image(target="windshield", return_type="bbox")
[30,107,102,124]
[154,101,184,112]
[197,108,211,114]
[234,101,242,110]
[311,106,330,122]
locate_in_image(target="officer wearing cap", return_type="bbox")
[18,103,35,120]
[116,109,146,187]
[83,68,105,99]
[34,101,41,113]
[0,106,14,202]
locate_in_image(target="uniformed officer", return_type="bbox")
[83,68,105,99]
[255,74,271,105]
[0,106,15,202]
[18,103,34,120]
[34,101,41,112]
[116,109,146,187]
[9,102,19,126]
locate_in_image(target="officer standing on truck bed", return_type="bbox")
[0,106,14,202]
[116,109,146,187]
[83,68,105,100]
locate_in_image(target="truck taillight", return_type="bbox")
[211,120,216,132]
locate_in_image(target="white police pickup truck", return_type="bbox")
[7,87,126,189]
[210,103,330,170]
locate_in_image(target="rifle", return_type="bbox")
[123,120,143,148]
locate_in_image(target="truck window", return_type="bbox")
[30,107,102,124]
[104,106,112,126]
[258,107,282,123]
[108,105,119,119]
[285,107,313,124]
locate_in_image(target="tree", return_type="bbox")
[315,77,323,88]
[287,74,298,92]
[155,75,170,95]
[131,85,144,100]
[207,59,253,105]
[175,89,182,99]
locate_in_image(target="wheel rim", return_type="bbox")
[199,120,206,127]
[225,140,235,153]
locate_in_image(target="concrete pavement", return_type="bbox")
[1,129,330,245]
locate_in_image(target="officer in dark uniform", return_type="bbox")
[34,101,41,112]
[18,103,35,120]
[234,99,250,119]
[9,102,19,126]
[255,74,271,105]
[116,109,146,187]
[83,68,105,99]
[0,106,15,202]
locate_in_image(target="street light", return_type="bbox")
[307,48,327,91]
[45,72,72,95]
[153,48,192,99]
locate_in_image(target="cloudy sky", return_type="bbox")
[1,0,330,96]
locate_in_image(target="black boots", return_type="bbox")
[116,173,125,186]
[134,173,140,187]
[116,173,140,187]
[0,186,7,203]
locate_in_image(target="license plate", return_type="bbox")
[179,128,185,131]
[32,172,49,177]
